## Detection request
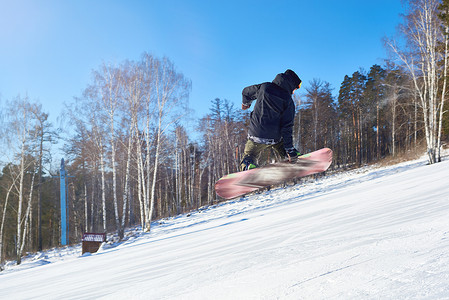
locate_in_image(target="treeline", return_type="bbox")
[298,65,427,167]
[1,0,449,266]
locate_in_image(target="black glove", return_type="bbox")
[286,148,301,162]
[242,103,251,110]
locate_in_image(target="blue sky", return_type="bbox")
[0,0,404,129]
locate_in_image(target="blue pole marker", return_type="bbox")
[60,158,67,245]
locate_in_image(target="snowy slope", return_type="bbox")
[1,155,449,299]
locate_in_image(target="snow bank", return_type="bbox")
[1,153,448,299]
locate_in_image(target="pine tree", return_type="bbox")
[364,65,386,160]
[338,71,367,165]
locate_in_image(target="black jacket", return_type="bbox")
[242,70,301,150]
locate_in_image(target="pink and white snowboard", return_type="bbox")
[215,148,333,199]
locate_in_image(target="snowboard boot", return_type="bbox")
[240,156,257,171]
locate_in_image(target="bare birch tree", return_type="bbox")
[119,61,145,238]
[93,63,123,236]
[144,55,191,232]
[3,96,39,264]
[0,167,19,268]
[387,0,444,163]
[437,0,449,160]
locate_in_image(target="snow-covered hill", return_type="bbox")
[1,154,449,299]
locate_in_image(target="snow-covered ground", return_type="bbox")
[1,153,449,299]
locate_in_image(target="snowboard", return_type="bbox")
[215,148,333,199]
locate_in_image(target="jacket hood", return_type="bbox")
[272,69,302,94]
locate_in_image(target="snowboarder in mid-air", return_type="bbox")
[240,69,303,171]
[215,69,332,199]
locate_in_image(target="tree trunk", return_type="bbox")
[99,146,107,233]
[0,180,15,266]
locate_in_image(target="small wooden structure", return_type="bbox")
[82,233,106,254]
